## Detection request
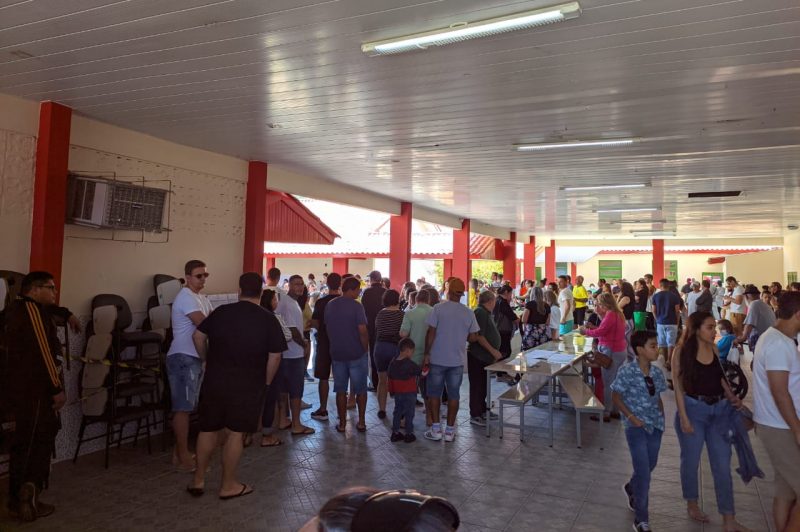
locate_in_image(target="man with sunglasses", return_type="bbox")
[167,259,214,472]
[2,271,68,522]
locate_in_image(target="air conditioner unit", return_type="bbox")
[66,174,168,232]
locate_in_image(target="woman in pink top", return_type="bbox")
[580,293,628,422]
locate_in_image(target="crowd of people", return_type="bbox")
[4,262,800,532]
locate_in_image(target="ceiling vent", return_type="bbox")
[687,190,742,199]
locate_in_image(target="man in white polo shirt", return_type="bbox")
[724,276,746,336]
[753,291,800,531]
[167,259,213,472]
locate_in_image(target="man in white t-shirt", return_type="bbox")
[557,275,574,335]
[723,276,746,336]
[753,291,800,531]
[265,267,285,299]
[166,259,214,471]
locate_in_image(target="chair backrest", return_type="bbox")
[91,294,132,331]
[0,270,25,308]
[85,333,112,361]
[93,306,117,336]
[156,279,181,306]
[81,363,110,388]
[149,304,171,331]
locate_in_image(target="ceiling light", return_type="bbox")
[515,138,638,151]
[563,183,647,192]
[632,231,676,238]
[361,2,581,55]
[608,219,667,225]
[596,207,659,214]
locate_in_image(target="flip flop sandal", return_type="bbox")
[291,426,315,435]
[219,484,253,500]
[260,437,282,447]
[242,434,253,448]
[336,424,346,433]
[186,485,205,497]
[356,424,367,432]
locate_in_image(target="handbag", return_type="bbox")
[586,350,613,369]
[717,355,754,431]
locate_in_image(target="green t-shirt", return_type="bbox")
[469,305,501,364]
[400,303,433,365]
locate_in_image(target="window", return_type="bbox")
[598,260,622,280]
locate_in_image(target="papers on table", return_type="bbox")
[546,353,579,365]
[523,350,577,366]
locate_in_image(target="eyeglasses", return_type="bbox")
[644,375,655,396]
[192,273,210,279]
[351,489,460,532]
[38,284,57,292]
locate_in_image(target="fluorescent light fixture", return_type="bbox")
[362,2,581,55]
[608,219,667,225]
[596,207,659,214]
[632,231,675,238]
[516,138,638,151]
[563,183,647,192]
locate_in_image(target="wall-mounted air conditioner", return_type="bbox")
[66,174,168,232]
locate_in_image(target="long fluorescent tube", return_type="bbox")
[609,219,667,225]
[362,2,581,55]
[563,183,647,192]
[516,138,637,151]
[632,231,675,238]
[596,207,659,214]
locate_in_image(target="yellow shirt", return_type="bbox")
[573,285,588,309]
[468,288,478,309]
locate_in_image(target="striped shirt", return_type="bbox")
[375,308,404,343]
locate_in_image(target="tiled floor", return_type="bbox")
[1,371,777,532]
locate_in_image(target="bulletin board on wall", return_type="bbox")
[664,260,678,281]
[598,260,622,280]
[702,272,724,284]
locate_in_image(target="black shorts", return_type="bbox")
[198,381,266,434]
[314,335,332,380]
[279,357,306,399]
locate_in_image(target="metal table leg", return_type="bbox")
[549,376,555,447]
[486,369,492,437]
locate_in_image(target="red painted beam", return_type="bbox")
[389,202,412,284]
[652,239,665,280]
[523,235,536,281]
[502,232,517,286]
[243,161,268,274]
[265,256,276,270]
[453,219,471,283]
[30,102,72,300]
[545,239,556,282]
[332,257,349,275]
[443,259,453,284]
[570,262,577,281]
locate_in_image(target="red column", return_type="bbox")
[502,232,517,286]
[389,201,412,283]
[523,235,536,281]
[570,262,577,281]
[652,239,665,280]
[265,256,276,271]
[453,219,471,282]
[443,259,453,283]
[545,239,557,282]
[332,257,349,275]
[30,102,72,296]
[243,161,267,274]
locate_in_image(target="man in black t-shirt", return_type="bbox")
[187,273,286,500]
[309,273,342,421]
[361,270,386,389]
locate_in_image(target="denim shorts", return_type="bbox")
[426,364,463,401]
[656,324,678,347]
[166,353,203,412]
[332,355,369,395]
[373,340,399,372]
[279,357,306,399]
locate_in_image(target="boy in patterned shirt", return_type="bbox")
[611,330,667,532]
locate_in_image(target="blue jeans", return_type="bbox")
[392,392,416,435]
[166,353,203,412]
[674,396,735,515]
[332,355,369,395]
[625,427,663,523]
[426,364,463,401]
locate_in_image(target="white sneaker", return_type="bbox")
[633,521,651,532]
[443,429,456,442]
[424,428,443,441]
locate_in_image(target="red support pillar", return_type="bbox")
[332,257,349,275]
[545,239,557,282]
[443,259,453,283]
[453,219,471,283]
[652,239,665,280]
[30,102,72,297]
[523,235,536,281]
[265,256,276,271]
[243,161,268,274]
[570,262,577,281]
[389,201,412,283]
[502,232,517,286]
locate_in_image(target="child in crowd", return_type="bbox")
[544,290,560,340]
[611,330,667,532]
[716,319,735,360]
[388,338,421,443]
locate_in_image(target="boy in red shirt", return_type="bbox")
[388,338,421,443]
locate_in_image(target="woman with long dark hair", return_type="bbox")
[618,281,637,360]
[672,311,749,531]
[520,286,550,349]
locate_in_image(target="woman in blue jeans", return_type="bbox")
[672,311,749,531]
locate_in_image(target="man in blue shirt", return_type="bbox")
[651,278,682,373]
[326,277,370,433]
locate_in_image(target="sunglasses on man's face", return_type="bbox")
[192,273,210,280]
[644,375,655,396]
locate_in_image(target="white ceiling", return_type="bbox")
[1,0,799,238]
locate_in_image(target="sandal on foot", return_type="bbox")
[356,424,367,432]
[219,484,253,500]
[687,508,710,523]
[186,485,205,497]
[291,426,315,435]
[336,423,346,433]
[260,436,282,447]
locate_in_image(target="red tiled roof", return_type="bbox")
[264,191,339,244]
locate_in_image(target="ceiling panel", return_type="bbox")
[1,0,798,238]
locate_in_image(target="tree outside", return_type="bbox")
[432,260,504,286]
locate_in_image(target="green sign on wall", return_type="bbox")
[556,262,568,276]
[702,272,724,283]
[599,260,622,280]
[789,272,798,285]
[665,260,678,281]
[536,266,542,282]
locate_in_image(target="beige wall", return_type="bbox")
[784,233,800,285]
[724,249,785,288]
[274,258,334,282]
[576,253,724,285]
[60,118,249,318]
